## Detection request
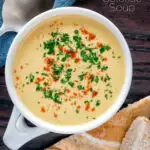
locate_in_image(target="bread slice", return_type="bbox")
[45,96,150,150]
[120,117,150,150]
[45,134,119,150]
[88,96,150,142]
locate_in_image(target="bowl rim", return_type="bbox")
[5,7,132,134]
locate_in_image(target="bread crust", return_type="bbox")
[88,96,150,142]
[120,116,150,150]
[46,96,150,150]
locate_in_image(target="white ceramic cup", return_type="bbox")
[5,7,132,134]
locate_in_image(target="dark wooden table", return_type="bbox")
[0,0,150,149]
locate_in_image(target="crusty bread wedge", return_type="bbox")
[120,116,150,150]
[46,96,150,150]
[120,117,150,150]
[46,134,119,150]
[88,96,150,143]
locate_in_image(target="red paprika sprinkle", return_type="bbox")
[64,48,69,54]
[59,46,63,51]
[85,103,90,111]
[92,91,98,98]
[75,58,80,63]
[35,77,44,84]
[88,33,96,40]
[41,106,46,113]
[65,64,70,67]
[16,76,20,81]
[80,27,89,35]
[103,57,108,62]
[20,65,23,70]
[70,51,76,58]
[91,108,95,112]
[77,105,81,109]
[66,89,70,93]
[60,92,64,95]
[74,23,78,26]
[83,90,88,95]
[60,21,63,25]
[74,80,78,83]
[42,87,46,91]
[43,66,50,72]
[44,58,54,65]
[54,113,58,118]
[73,92,77,96]
[97,42,103,48]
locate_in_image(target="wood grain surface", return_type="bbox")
[0,0,150,149]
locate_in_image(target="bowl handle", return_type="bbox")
[3,107,49,150]
[0,24,18,36]
[0,25,9,36]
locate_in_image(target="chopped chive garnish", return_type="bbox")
[36,84,42,91]
[29,73,35,82]
[43,82,48,86]
[68,82,74,87]
[84,101,89,104]
[105,94,108,100]
[75,109,79,113]
[100,45,111,54]
[94,76,99,83]
[78,72,86,81]
[77,85,84,90]
[41,73,48,76]
[101,65,108,71]
[61,53,69,62]
[96,100,101,107]
[90,88,93,92]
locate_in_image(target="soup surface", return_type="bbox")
[13,15,125,125]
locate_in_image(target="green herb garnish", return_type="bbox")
[96,100,101,107]
[51,31,59,37]
[29,73,35,83]
[60,68,72,84]
[41,73,48,76]
[52,64,64,75]
[103,74,111,82]
[68,82,74,87]
[43,82,48,86]
[36,84,42,91]
[100,45,111,54]
[73,32,83,49]
[75,109,79,113]
[77,85,84,90]
[84,101,89,104]
[61,33,70,44]
[43,39,55,54]
[105,94,108,100]
[61,78,67,84]
[101,65,108,71]
[80,50,88,62]
[74,30,79,34]
[43,90,62,104]
[78,72,86,81]
[94,76,99,83]
[43,52,47,58]
[61,53,69,62]
[90,88,93,92]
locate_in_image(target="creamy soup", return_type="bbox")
[13,15,125,125]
